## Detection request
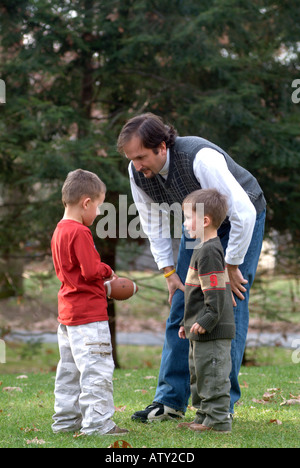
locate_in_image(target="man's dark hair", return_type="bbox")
[117,113,178,155]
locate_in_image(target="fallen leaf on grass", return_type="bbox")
[269,419,282,425]
[114,406,126,412]
[108,440,133,448]
[20,426,39,433]
[280,394,300,406]
[284,399,300,406]
[73,432,85,438]
[2,387,23,393]
[263,391,277,401]
[252,388,282,404]
[240,381,249,388]
[252,392,276,404]
[26,437,46,445]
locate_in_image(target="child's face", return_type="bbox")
[82,193,105,226]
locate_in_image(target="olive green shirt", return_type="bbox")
[182,237,235,341]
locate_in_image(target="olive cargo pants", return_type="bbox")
[189,339,232,431]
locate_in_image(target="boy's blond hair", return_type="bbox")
[183,189,228,230]
[62,169,106,207]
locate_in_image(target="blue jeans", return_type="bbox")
[154,209,266,414]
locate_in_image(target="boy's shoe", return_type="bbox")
[106,425,129,436]
[131,403,184,423]
[189,423,231,434]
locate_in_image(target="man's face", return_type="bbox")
[123,135,167,178]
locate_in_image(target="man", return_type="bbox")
[117,113,266,422]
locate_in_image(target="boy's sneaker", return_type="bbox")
[189,423,231,434]
[131,403,184,423]
[177,420,197,429]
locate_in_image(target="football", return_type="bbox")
[104,277,138,301]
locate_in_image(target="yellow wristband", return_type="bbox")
[164,268,176,278]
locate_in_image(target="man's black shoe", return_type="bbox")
[131,403,184,423]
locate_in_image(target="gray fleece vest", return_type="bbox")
[132,136,266,214]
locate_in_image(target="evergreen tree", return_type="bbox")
[110,0,300,244]
[0,0,299,344]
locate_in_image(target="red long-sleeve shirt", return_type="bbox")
[51,219,112,326]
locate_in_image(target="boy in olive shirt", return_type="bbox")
[178,189,235,433]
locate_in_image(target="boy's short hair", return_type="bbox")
[62,169,106,207]
[183,189,228,229]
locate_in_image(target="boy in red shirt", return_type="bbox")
[51,169,128,436]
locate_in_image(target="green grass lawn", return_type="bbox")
[0,345,299,448]
[0,267,299,448]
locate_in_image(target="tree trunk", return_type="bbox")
[0,256,24,299]
[95,237,120,368]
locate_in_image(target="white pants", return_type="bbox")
[52,321,115,435]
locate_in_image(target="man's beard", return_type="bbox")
[140,169,156,178]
